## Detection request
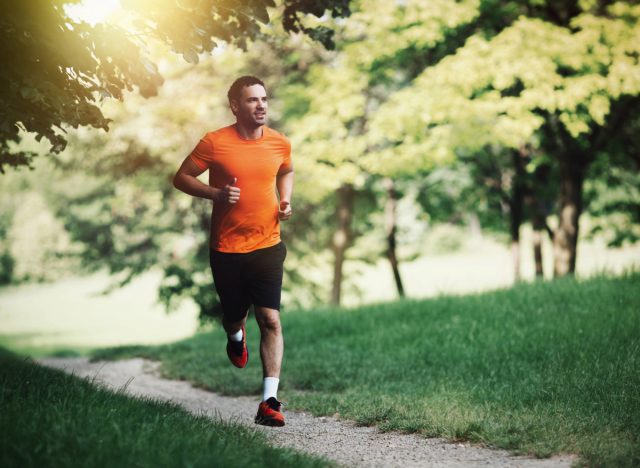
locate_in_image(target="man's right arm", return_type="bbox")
[173,157,240,204]
[173,157,221,201]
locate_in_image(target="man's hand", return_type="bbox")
[219,177,240,204]
[278,200,292,220]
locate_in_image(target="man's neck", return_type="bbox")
[234,122,264,140]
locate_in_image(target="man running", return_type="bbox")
[172,75,293,427]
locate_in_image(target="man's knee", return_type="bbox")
[255,308,281,333]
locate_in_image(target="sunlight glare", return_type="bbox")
[64,0,122,25]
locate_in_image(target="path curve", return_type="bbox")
[39,358,576,468]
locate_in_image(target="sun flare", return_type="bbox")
[64,0,122,25]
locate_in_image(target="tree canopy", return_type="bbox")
[0,0,350,173]
[2,0,638,308]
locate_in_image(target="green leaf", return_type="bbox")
[252,4,270,24]
[182,49,199,64]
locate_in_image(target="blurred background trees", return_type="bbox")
[1,0,638,314]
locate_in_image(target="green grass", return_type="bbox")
[94,273,640,467]
[0,348,331,468]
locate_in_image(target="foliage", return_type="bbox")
[584,152,640,246]
[3,0,638,302]
[372,2,640,161]
[45,53,229,314]
[1,1,160,171]
[0,0,351,172]
[583,97,640,246]
[0,154,82,284]
[0,241,13,286]
[275,1,485,303]
[365,0,640,274]
[0,201,14,285]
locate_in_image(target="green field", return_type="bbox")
[0,271,200,355]
[0,348,329,468]
[95,273,640,467]
[2,227,639,356]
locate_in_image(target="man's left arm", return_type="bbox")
[277,167,294,220]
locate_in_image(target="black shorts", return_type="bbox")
[209,242,287,322]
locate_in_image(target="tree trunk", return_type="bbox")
[383,178,405,298]
[531,213,545,278]
[331,183,355,306]
[510,150,526,282]
[553,154,585,277]
[527,161,552,279]
[467,213,482,239]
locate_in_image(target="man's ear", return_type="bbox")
[229,99,238,115]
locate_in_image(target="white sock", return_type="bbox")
[228,329,243,342]
[262,377,279,401]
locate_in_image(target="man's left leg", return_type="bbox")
[254,306,285,426]
[255,306,283,390]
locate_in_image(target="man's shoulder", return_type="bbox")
[265,127,291,148]
[265,126,288,140]
[203,125,235,142]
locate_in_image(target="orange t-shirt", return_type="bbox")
[189,124,292,253]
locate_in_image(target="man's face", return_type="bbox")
[231,84,268,128]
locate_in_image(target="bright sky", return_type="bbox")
[64,0,121,25]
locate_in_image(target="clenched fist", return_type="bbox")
[278,200,292,220]
[219,177,240,204]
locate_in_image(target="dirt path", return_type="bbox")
[39,358,576,468]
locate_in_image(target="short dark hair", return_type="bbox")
[227,75,266,102]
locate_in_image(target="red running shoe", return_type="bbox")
[255,397,285,427]
[226,325,248,368]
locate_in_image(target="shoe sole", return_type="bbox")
[254,415,285,427]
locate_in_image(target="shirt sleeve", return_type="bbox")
[279,136,293,172]
[189,136,213,170]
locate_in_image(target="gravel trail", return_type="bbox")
[39,357,577,468]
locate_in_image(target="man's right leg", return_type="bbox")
[222,313,248,336]
[222,309,250,368]
[210,249,252,368]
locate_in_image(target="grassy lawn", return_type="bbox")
[95,273,640,467]
[0,348,330,468]
[0,271,199,356]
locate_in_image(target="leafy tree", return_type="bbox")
[283,0,489,303]
[0,147,83,285]
[372,1,640,277]
[0,0,351,172]
[584,120,640,247]
[43,46,243,317]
